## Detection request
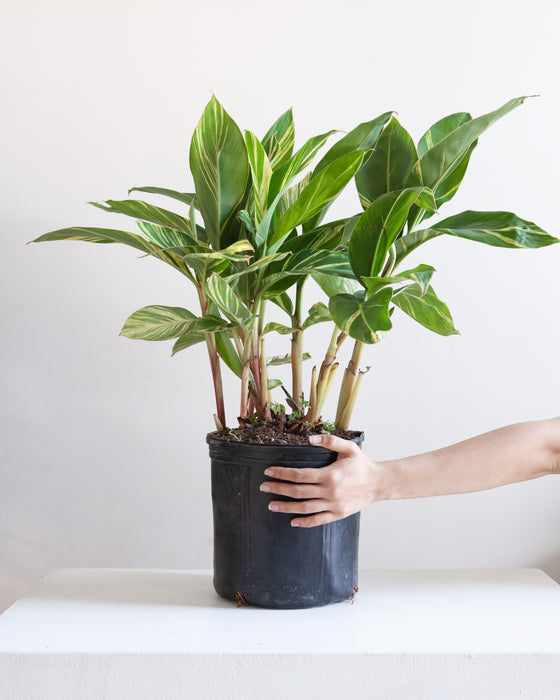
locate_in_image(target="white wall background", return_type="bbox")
[2,0,560,612]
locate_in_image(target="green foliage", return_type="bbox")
[32,95,558,432]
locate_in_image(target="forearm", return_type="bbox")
[377,417,560,501]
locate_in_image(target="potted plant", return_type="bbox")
[32,95,558,608]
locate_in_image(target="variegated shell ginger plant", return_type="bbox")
[32,96,558,433]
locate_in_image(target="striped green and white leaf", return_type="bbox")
[269,292,293,317]
[313,272,360,297]
[262,249,354,296]
[171,331,206,355]
[189,96,249,249]
[392,284,458,336]
[271,150,369,247]
[329,289,393,344]
[31,226,189,274]
[128,186,197,208]
[269,130,337,201]
[348,188,436,280]
[313,112,394,174]
[302,302,332,330]
[206,273,253,328]
[245,131,273,222]
[355,117,418,208]
[225,251,290,282]
[89,199,194,236]
[120,305,198,341]
[267,352,311,366]
[407,112,475,229]
[181,239,254,278]
[261,108,295,169]
[361,264,435,295]
[263,322,297,335]
[417,210,558,249]
[279,172,312,217]
[136,221,198,249]
[405,97,527,196]
[277,217,347,255]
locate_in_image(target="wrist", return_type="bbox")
[369,459,400,502]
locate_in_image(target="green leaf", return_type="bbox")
[277,218,347,254]
[269,130,337,201]
[268,352,311,366]
[262,249,354,297]
[329,289,393,343]
[393,227,443,266]
[262,108,295,169]
[30,226,189,274]
[189,96,249,249]
[405,97,528,194]
[245,130,273,222]
[272,150,368,246]
[136,221,198,249]
[313,272,360,297]
[267,379,283,390]
[215,331,242,377]
[127,187,197,208]
[361,264,436,295]
[90,199,194,236]
[278,172,312,216]
[348,188,436,280]
[302,302,332,330]
[120,305,197,341]
[409,112,474,228]
[313,112,394,174]
[392,284,459,336]
[355,117,418,208]
[269,292,293,317]
[263,322,297,335]
[421,210,558,249]
[206,274,253,328]
[171,331,206,355]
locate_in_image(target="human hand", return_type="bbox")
[259,434,383,528]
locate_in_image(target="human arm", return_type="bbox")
[260,417,560,528]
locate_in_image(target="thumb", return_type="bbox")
[309,433,359,456]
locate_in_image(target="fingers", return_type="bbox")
[263,466,323,483]
[268,498,330,515]
[291,512,339,528]
[309,433,360,456]
[260,481,321,499]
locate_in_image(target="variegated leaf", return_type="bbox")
[263,322,297,335]
[269,130,337,201]
[262,108,295,169]
[405,97,528,195]
[206,274,253,328]
[329,289,393,344]
[128,186,197,208]
[279,172,312,216]
[267,352,311,366]
[189,96,249,249]
[271,150,368,246]
[89,199,194,236]
[120,305,197,341]
[348,188,436,280]
[136,221,198,249]
[302,302,332,330]
[172,330,206,355]
[420,210,558,249]
[361,264,435,295]
[30,226,189,274]
[355,117,418,208]
[313,112,393,174]
[313,272,360,297]
[245,130,273,222]
[392,284,458,336]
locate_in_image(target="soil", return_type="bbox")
[211,416,362,446]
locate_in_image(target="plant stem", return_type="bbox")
[337,366,370,430]
[335,340,363,430]
[205,332,226,430]
[291,280,304,405]
[309,327,347,423]
[259,337,272,420]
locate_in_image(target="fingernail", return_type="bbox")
[309,435,322,444]
[291,521,300,527]
[268,504,279,512]
[260,484,270,492]
[264,468,273,476]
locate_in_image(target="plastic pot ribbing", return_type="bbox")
[207,433,364,609]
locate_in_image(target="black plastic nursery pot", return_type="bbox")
[207,432,364,609]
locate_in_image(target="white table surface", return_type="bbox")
[1,568,560,699]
